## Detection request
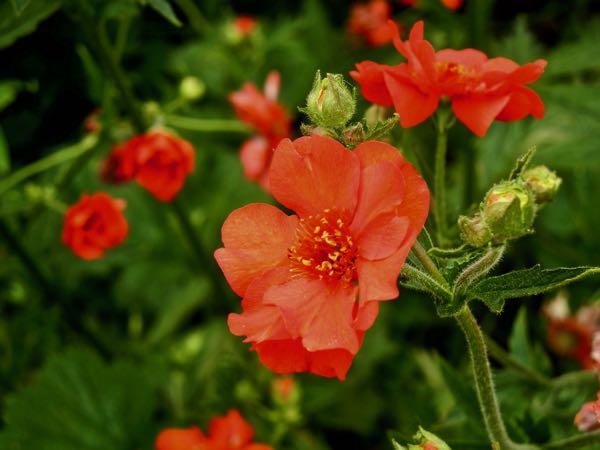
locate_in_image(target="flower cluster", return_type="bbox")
[62,193,128,260]
[215,135,429,379]
[351,21,547,136]
[347,0,396,47]
[102,130,196,201]
[156,409,272,450]
[229,72,292,189]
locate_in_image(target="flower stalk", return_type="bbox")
[434,108,451,246]
[165,115,251,133]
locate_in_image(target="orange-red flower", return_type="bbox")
[215,136,429,380]
[229,72,292,189]
[400,0,463,10]
[62,192,128,260]
[347,0,397,47]
[351,21,546,136]
[575,393,600,432]
[234,16,257,36]
[155,410,273,450]
[102,131,195,201]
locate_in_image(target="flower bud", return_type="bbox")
[304,71,356,129]
[458,212,492,247]
[341,122,365,147]
[395,427,451,450]
[179,76,206,101]
[520,165,561,204]
[481,181,536,242]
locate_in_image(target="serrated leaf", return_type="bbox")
[467,266,600,313]
[0,0,61,49]
[10,0,31,15]
[139,0,181,26]
[0,349,162,450]
[437,355,482,426]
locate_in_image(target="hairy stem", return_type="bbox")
[165,115,251,133]
[434,109,450,246]
[456,306,539,450]
[411,241,448,287]
[542,430,600,450]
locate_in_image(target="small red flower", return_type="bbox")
[347,0,397,47]
[155,410,273,450]
[400,0,463,10]
[229,72,292,189]
[234,16,257,36]
[102,131,195,201]
[351,21,546,136]
[62,193,128,260]
[215,136,429,380]
[575,393,600,432]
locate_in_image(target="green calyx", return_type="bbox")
[520,165,562,204]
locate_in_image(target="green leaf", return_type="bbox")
[0,349,162,450]
[139,0,181,26]
[0,125,9,174]
[508,307,550,374]
[437,355,482,426]
[0,0,61,49]
[10,0,31,15]
[0,80,21,111]
[466,266,600,313]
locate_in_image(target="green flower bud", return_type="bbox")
[304,71,355,129]
[520,165,561,204]
[482,180,536,242]
[395,427,451,450]
[458,212,492,247]
[179,76,206,101]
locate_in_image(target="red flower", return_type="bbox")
[229,72,292,189]
[102,131,195,201]
[575,393,600,432]
[215,136,429,380]
[155,410,273,450]
[347,0,397,47]
[400,0,463,10]
[234,16,257,36]
[62,193,128,260]
[351,21,546,136]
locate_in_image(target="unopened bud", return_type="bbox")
[179,76,205,101]
[458,212,491,247]
[395,427,450,450]
[482,181,536,242]
[364,105,388,127]
[272,376,299,406]
[520,165,561,204]
[304,71,355,129]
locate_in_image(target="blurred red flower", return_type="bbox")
[215,136,429,380]
[229,71,292,189]
[351,21,546,136]
[102,131,195,201]
[234,16,257,36]
[400,0,463,10]
[62,192,128,260]
[155,410,272,450]
[347,0,397,47]
[575,393,600,432]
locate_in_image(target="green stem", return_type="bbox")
[542,430,600,450]
[551,370,598,390]
[434,109,450,246]
[173,0,210,35]
[456,307,539,450]
[165,115,251,133]
[0,134,99,196]
[411,241,448,287]
[483,333,551,387]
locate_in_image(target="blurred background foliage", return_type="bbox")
[0,0,599,449]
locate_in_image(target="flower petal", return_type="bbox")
[436,48,487,67]
[496,86,544,121]
[451,94,510,137]
[356,214,409,261]
[384,73,439,127]
[357,242,412,302]
[208,410,254,448]
[269,136,361,217]
[155,427,205,450]
[350,61,395,107]
[264,277,359,354]
[215,203,298,296]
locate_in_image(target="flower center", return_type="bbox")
[435,61,477,89]
[288,208,357,283]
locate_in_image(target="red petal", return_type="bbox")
[357,242,412,302]
[356,214,409,261]
[263,71,281,101]
[350,160,405,235]
[354,140,406,168]
[240,136,271,181]
[215,203,298,296]
[384,73,439,127]
[451,94,510,137]
[155,427,205,450]
[496,86,544,121]
[264,277,360,354]
[269,136,361,217]
[353,301,379,331]
[350,61,395,107]
[252,339,355,380]
[208,409,254,447]
[436,48,487,67]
